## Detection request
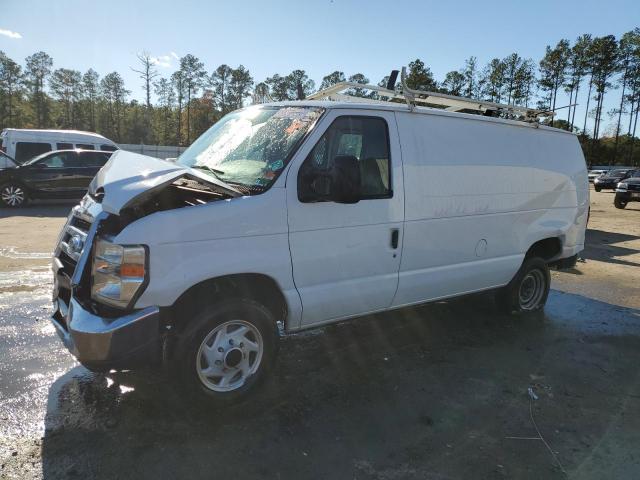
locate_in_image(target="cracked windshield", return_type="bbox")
[178,106,323,190]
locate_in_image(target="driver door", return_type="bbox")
[286,109,404,328]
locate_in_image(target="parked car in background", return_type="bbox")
[588,169,606,182]
[614,173,640,209]
[0,149,113,207]
[593,168,633,192]
[0,129,118,164]
[0,151,17,170]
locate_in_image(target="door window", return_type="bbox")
[15,142,52,163]
[81,151,110,167]
[38,152,78,168]
[100,144,118,152]
[56,143,73,150]
[301,116,391,199]
[75,143,95,150]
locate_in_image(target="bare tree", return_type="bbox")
[131,51,159,142]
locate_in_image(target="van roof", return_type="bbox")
[262,100,576,136]
[1,128,116,142]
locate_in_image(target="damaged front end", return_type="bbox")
[50,151,242,370]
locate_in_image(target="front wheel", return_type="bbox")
[496,257,550,314]
[594,186,602,192]
[176,298,278,403]
[614,197,627,209]
[0,183,28,207]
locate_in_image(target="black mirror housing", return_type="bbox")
[299,155,361,204]
[330,155,360,204]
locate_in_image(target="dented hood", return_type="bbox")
[90,150,240,214]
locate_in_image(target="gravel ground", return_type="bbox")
[0,188,639,480]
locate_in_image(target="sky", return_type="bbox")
[1,0,639,133]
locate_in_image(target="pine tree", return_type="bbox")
[24,51,53,127]
[320,71,346,90]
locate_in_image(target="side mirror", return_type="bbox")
[299,155,361,204]
[330,155,361,204]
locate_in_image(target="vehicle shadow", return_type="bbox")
[0,203,74,219]
[40,291,640,479]
[582,228,640,267]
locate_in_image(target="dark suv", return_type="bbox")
[593,168,633,192]
[614,172,640,209]
[0,149,113,207]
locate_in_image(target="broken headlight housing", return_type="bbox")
[91,239,148,309]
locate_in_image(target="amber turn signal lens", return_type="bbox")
[120,263,145,278]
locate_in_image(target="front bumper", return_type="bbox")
[51,296,162,371]
[50,195,162,371]
[594,180,618,189]
[615,190,640,201]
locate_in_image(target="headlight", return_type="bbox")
[617,182,628,191]
[91,239,147,308]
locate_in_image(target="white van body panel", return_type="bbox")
[392,111,587,307]
[115,186,303,326]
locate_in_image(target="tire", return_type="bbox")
[614,197,627,209]
[0,182,28,207]
[496,257,550,315]
[175,298,278,404]
[594,186,601,192]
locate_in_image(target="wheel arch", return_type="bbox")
[168,273,289,334]
[525,237,562,262]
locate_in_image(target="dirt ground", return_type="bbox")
[0,188,639,479]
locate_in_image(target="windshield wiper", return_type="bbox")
[190,165,242,196]
[193,165,225,178]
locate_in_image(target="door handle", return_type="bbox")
[390,229,399,249]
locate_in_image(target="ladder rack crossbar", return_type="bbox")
[307,67,551,122]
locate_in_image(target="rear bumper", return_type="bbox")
[51,297,162,371]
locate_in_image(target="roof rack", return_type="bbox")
[307,66,551,123]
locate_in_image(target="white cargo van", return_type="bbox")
[1,129,118,163]
[50,71,588,402]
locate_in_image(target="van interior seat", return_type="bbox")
[360,158,385,196]
[359,126,388,196]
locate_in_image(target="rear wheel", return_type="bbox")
[614,197,627,209]
[0,183,28,207]
[496,257,550,314]
[176,298,278,403]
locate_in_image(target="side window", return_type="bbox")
[15,142,52,163]
[81,151,110,167]
[57,142,73,150]
[75,143,95,150]
[100,144,118,152]
[301,116,391,200]
[39,152,78,168]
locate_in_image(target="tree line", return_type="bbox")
[0,28,638,165]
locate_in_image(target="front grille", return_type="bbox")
[627,184,640,192]
[53,196,101,305]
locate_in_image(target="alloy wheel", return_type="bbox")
[1,185,25,207]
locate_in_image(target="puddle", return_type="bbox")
[0,268,52,294]
[0,247,51,260]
